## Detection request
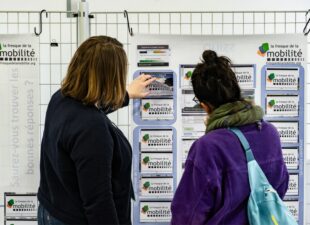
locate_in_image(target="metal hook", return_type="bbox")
[124,10,133,36]
[303,9,310,35]
[34,10,48,36]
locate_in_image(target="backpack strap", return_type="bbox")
[229,127,271,189]
[228,127,255,162]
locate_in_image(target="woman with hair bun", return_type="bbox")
[171,50,289,225]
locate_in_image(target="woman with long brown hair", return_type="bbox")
[37,36,155,225]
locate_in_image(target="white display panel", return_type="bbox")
[0,10,308,225]
[130,34,307,225]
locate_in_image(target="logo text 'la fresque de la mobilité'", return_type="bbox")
[257,42,304,62]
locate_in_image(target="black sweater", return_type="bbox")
[38,90,133,225]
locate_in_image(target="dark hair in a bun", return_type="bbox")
[202,50,218,65]
[191,50,242,108]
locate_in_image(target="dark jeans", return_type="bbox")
[38,203,67,225]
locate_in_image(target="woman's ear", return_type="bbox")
[200,102,213,114]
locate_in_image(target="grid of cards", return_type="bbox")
[262,65,304,223]
[137,128,175,223]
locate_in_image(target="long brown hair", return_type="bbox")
[61,35,128,109]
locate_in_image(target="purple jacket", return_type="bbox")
[171,121,289,225]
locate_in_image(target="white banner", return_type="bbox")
[0,34,40,204]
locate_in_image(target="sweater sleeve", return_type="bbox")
[171,160,216,225]
[70,118,119,225]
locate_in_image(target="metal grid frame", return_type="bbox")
[89,11,310,37]
[0,9,309,224]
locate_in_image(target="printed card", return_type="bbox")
[140,153,173,174]
[282,148,299,170]
[140,177,173,198]
[4,194,38,219]
[140,201,171,222]
[140,129,173,152]
[284,200,299,221]
[266,68,299,91]
[266,95,299,117]
[286,174,299,196]
[271,122,298,143]
[141,99,174,120]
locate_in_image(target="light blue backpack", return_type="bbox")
[229,127,298,225]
